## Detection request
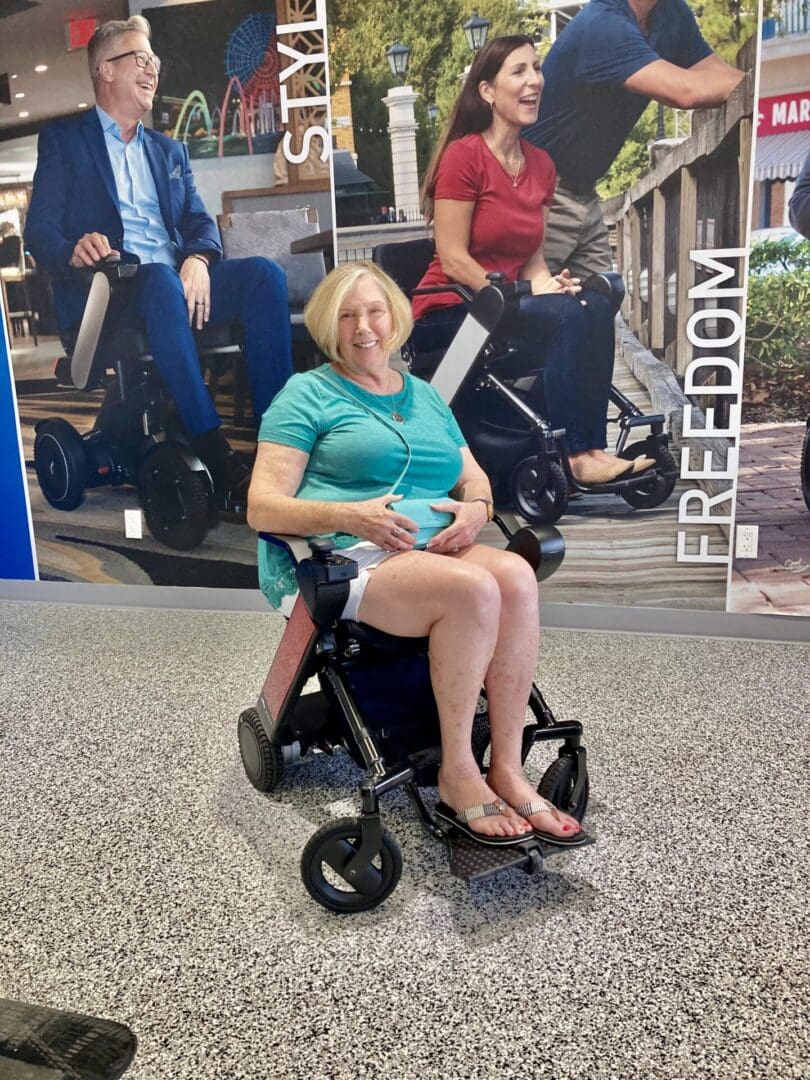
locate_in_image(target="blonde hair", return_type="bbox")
[303,261,413,364]
[88,15,152,86]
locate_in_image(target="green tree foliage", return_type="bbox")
[745,239,810,399]
[327,0,759,201]
[328,0,525,198]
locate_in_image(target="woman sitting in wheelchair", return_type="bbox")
[247,261,583,847]
[413,34,654,488]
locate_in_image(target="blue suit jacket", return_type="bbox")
[24,110,222,331]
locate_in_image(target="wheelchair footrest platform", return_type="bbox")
[446,833,543,881]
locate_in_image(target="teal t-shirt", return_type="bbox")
[256,364,467,607]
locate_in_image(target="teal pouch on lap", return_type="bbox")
[392,497,454,548]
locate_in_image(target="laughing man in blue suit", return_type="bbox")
[25,15,293,503]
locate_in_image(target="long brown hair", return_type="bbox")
[420,34,535,223]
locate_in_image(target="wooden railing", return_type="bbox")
[610,58,755,379]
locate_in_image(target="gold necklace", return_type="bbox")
[494,145,523,186]
[387,369,406,423]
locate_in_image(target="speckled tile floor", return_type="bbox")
[0,600,808,1080]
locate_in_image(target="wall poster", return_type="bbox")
[0,0,807,621]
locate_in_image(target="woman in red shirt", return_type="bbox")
[414,35,653,486]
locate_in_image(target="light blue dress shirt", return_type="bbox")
[96,105,179,267]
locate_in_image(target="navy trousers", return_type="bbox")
[132,256,292,436]
[412,290,615,453]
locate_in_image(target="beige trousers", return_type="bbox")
[542,183,612,281]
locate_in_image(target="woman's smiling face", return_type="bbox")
[479,43,543,128]
[336,275,394,372]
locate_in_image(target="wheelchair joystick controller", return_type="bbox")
[295,539,359,627]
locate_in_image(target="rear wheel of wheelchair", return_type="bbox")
[238,708,283,793]
[619,444,677,510]
[139,444,210,550]
[538,754,589,822]
[801,423,810,512]
[510,457,568,524]
[301,817,402,913]
[34,419,89,510]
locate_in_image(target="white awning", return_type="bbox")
[755,131,809,180]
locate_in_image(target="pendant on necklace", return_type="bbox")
[392,411,405,423]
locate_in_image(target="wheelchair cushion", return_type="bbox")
[339,621,429,654]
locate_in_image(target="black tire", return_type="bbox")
[34,419,89,511]
[300,818,402,913]
[801,423,810,512]
[538,754,589,823]
[510,457,568,524]
[238,708,283,793]
[138,444,210,550]
[619,444,678,510]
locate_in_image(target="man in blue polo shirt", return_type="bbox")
[523,0,744,279]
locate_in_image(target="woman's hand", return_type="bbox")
[531,268,582,297]
[425,499,488,554]
[349,493,419,551]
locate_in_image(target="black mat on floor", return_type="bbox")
[0,999,136,1079]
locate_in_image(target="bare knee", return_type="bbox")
[490,552,539,615]
[446,562,501,626]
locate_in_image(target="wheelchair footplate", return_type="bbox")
[445,831,544,881]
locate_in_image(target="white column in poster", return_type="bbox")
[382,85,420,219]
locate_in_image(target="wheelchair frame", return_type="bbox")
[373,240,679,524]
[238,518,589,914]
[32,256,243,550]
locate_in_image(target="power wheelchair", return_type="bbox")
[32,255,245,550]
[373,239,678,525]
[237,516,589,914]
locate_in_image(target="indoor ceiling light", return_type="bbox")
[78,102,88,108]
[10,74,18,79]
[34,64,48,73]
[19,110,29,117]
[15,92,24,99]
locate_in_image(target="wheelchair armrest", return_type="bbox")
[412,283,476,304]
[494,515,566,582]
[67,256,140,391]
[259,533,359,627]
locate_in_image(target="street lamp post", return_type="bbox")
[428,102,439,134]
[462,11,490,53]
[382,41,421,220]
[460,11,490,82]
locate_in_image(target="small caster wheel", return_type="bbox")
[300,817,402,913]
[138,443,210,550]
[523,848,544,876]
[238,708,283,793]
[801,422,810,512]
[34,418,89,510]
[538,754,589,822]
[619,444,677,510]
[510,457,568,524]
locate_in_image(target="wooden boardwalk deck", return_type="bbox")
[511,350,728,611]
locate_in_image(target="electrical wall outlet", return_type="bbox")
[124,509,143,539]
[735,524,759,559]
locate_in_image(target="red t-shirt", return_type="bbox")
[412,133,557,320]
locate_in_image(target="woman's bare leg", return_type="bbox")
[453,546,581,839]
[357,550,530,839]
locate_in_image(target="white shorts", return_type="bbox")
[279,542,399,621]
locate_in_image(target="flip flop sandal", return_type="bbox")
[512,798,592,848]
[435,798,534,847]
